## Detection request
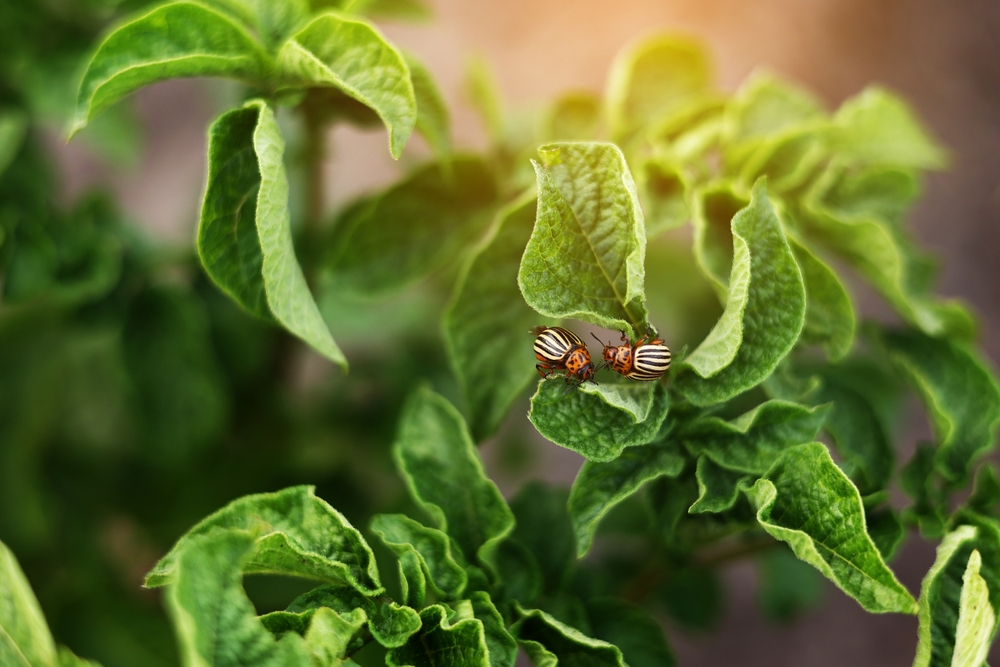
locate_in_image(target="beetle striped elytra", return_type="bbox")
[592,327,671,382]
[531,326,597,388]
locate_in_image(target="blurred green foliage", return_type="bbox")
[1,2,999,667]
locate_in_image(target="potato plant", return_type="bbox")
[1,1,999,667]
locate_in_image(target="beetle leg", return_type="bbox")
[536,363,556,378]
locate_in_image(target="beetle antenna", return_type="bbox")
[590,332,608,347]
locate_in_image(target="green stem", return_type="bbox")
[301,94,327,238]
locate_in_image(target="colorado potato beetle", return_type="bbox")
[532,326,596,387]
[592,327,671,381]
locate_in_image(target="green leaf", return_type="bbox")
[0,109,28,180]
[512,607,626,667]
[913,519,1000,667]
[606,33,711,141]
[470,592,517,667]
[278,12,416,158]
[879,328,1000,484]
[325,156,497,297]
[398,551,427,608]
[387,604,489,667]
[967,465,1000,519]
[756,546,824,622]
[584,598,675,667]
[722,71,825,166]
[56,647,103,667]
[443,193,538,441]
[689,455,749,514]
[657,566,723,631]
[690,182,748,298]
[370,514,467,600]
[0,539,57,667]
[866,503,905,562]
[790,237,855,361]
[71,2,273,136]
[197,100,346,368]
[492,539,542,605]
[145,485,382,594]
[393,386,515,571]
[165,529,311,667]
[673,180,806,406]
[744,442,917,614]
[679,399,829,474]
[122,287,228,463]
[302,607,368,666]
[900,444,947,539]
[736,124,829,194]
[803,166,972,338]
[465,56,504,146]
[510,483,575,595]
[519,142,648,333]
[813,376,894,495]
[831,87,947,170]
[404,53,450,158]
[952,550,996,667]
[205,0,310,48]
[637,158,690,237]
[285,583,421,648]
[568,439,684,556]
[529,378,669,463]
[543,92,601,142]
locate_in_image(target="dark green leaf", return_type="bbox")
[405,52,450,158]
[529,378,669,463]
[658,566,722,631]
[443,193,538,441]
[967,465,1000,519]
[879,328,1000,484]
[165,529,311,667]
[606,33,711,141]
[370,514,468,600]
[689,455,749,514]
[680,400,829,474]
[744,443,917,614]
[900,444,947,539]
[756,546,823,622]
[813,376,894,495]
[387,604,489,667]
[0,110,28,179]
[913,517,1000,667]
[398,550,427,608]
[512,607,626,667]
[122,287,228,463]
[393,386,515,571]
[326,156,497,297]
[673,180,806,406]
[71,2,273,135]
[278,12,416,158]
[568,440,684,556]
[145,486,382,594]
[260,606,368,660]
[285,583,421,648]
[0,538,58,667]
[56,647,103,667]
[519,142,648,333]
[585,598,675,667]
[510,483,574,595]
[866,504,905,562]
[197,100,346,367]
[492,538,542,605]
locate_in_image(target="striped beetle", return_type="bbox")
[592,327,671,381]
[532,326,596,387]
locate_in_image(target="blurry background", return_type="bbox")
[4,0,1000,666]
